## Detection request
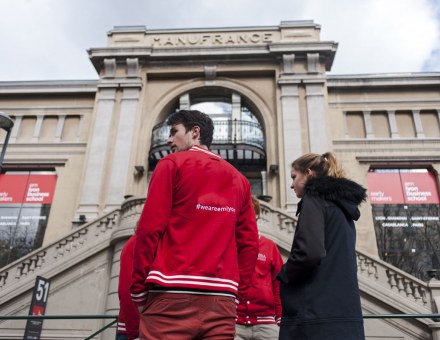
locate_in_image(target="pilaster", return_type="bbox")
[305,81,328,153]
[105,85,141,211]
[76,87,117,221]
[279,83,302,211]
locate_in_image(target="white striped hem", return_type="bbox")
[149,289,235,298]
[147,271,238,291]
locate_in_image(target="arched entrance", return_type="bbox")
[148,87,267,197]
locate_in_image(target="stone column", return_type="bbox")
[105,86,141,211]
[412,109,425,138]
[232,93,241,142]
[305,81,328,153]
[76,87,117,221]
[179,93,190,110]
[362,110,374,139]
[279,83,301,211]
[54,115,66,143]
[32,116,44,143]
[9,116,21,143]
[387,110,399,138]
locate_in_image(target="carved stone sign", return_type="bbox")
[150,32,274,47]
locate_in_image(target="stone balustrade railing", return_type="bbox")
[0,196,437,324]
[0,210,120,305]
[357,249,433,316]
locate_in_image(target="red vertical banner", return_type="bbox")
[24,175,57,204]
[0,174,29,204]
[367,172,405,204]
[400,172,440,204]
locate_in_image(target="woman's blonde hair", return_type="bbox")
[291,152,345,178]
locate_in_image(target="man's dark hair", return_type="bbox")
[167,110,214,147]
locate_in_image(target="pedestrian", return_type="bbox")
[117,233,139,340]
[236,196,283,340]
[131,109,259,339]
[277,152,366,340]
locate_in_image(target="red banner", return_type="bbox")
[0,174,57,205]
[367,172,405,204]
[0,174,28,204]
[400,172,440,204]
[367,171,440,205]
[24,175,57,204]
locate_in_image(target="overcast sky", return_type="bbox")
[1,0,439,81]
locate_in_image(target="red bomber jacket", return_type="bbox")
[131,145,259,306]
[236,235,283,325]
[118,234,140,340]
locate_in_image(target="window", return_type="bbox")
[0,171,57,267]
[367,168,440,280]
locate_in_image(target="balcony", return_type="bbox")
[149,119,266,171]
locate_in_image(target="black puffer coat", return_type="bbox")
[277,176,367,340]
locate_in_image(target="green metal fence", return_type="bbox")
[1,313,440,339]
[0,315,118,340]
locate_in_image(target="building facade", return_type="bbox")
[0,21,439,339]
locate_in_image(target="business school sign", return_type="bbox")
[367,170,440,280]
[0,173,57,267]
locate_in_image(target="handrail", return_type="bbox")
[0,314,118,340]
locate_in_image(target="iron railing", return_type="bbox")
[151,119,265,149]
[0,314,118,340]
[1,313,440,339]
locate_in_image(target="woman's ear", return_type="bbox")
[306,168,314,178]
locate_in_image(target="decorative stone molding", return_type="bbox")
[126,58,139,78]
[104,58,116,78]
[307,53,320,74]
[282,54,295,74]
[204,65,216,81]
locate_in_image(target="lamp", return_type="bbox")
[134,165,145,175]
[269,164,279,175]
[0,112,14,170]
[79,214,87,223]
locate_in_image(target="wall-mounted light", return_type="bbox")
[134,165,145,175]
[269,164,279,175]
[79,214,87,224]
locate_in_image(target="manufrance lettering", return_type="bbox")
[152,33,273,47]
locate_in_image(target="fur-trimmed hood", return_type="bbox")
[304,176,367,221]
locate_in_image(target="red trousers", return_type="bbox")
[139,292,236,339]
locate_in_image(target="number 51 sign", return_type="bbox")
[24,276,51,340]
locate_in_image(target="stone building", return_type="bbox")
[0,21,439,339]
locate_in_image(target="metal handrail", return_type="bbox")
[0,314,118,340]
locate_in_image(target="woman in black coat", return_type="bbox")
[277,152,366,340]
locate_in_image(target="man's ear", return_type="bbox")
[192,126,201,141]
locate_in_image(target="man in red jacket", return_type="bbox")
[236,196,283,340]
[117,234,139,340]
[131,110,259,339]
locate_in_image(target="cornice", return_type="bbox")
[0,80,98,95]
[327,73,440,89]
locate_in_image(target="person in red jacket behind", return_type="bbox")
[117,233,139,340]
[236,196,283,340]
[131,110,259,339]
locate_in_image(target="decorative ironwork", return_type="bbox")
[149,119,266,171]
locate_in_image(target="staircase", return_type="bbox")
[0,197,439,339]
